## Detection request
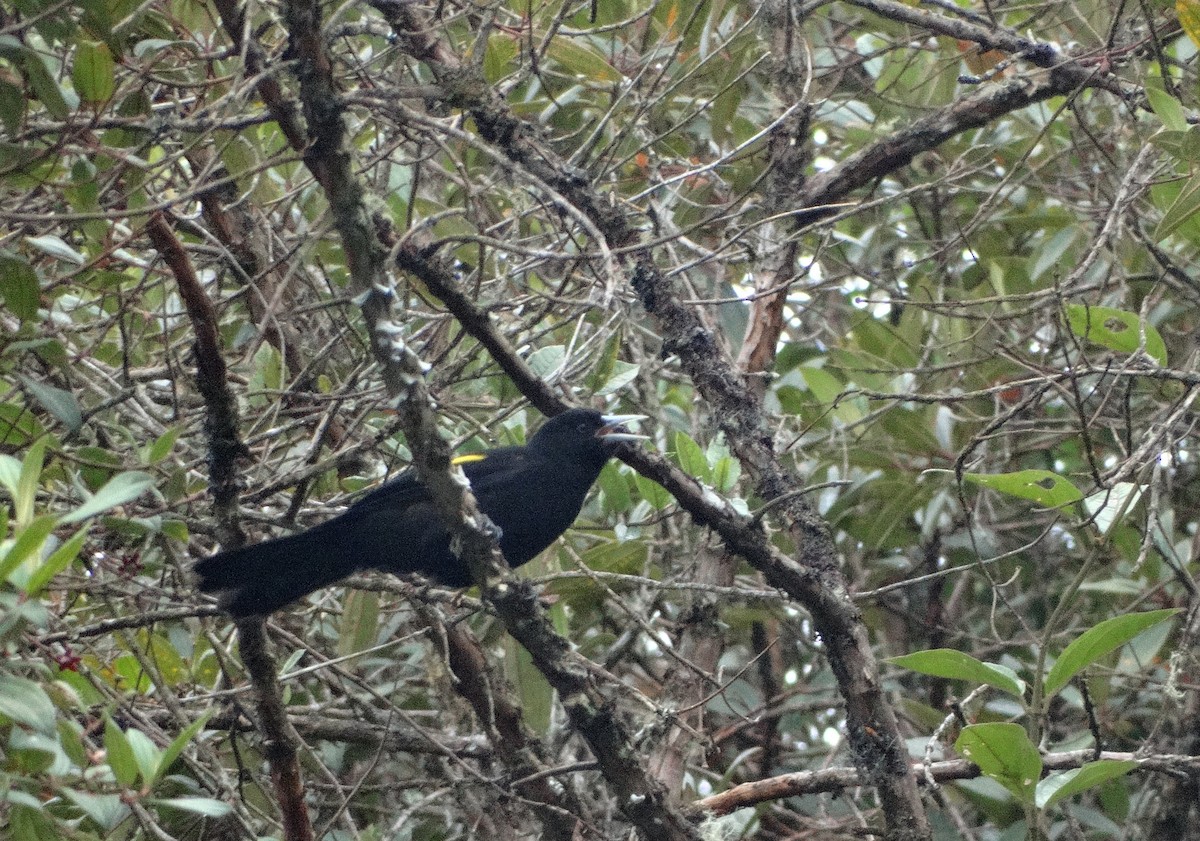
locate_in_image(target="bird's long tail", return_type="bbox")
[194,522,352,618]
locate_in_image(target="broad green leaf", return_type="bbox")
[1154,170,1200,242]
[60,470,155,524]
[527,345,566,379]
[506,634,552,733]
[544,37,621,83]
[0,515,58,584]
[578,539,647,574]
[143,427,181,464]
[145,796,232,817]
[60,788,130,830]
[0,253,40,321]
[1044,609,1179,697]
[1064,305,1168,366]
[963,470,1083,508]
[21,376,83,434]
[0,41,70,118]
[596,360,640,396]
[0,673,58,735]
[1036,760,1137,809]
[673,431,709,482]
[955,723,1041,803]
[104,717,138,787]
[126,728,161,786]
[1146,77,1188,130]
[154,711,211,785]
[72,40,115,105]
[634,473,672,510]
[14,437,50,526]
[888,649,1025,697]
[597,460,632,513]
[25,525,87,594]
[1082,482,1144,535]
[0,453,21,507]
[1029,226,1078,281]
[24,234,85,265]
[338,589,380,657]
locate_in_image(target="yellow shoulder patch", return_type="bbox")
[452,453,487,465]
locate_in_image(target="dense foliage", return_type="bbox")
[3,0,1200,838]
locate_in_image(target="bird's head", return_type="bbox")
[530,408,647,468]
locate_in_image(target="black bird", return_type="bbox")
[195,409,645,617]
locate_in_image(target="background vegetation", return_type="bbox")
[3,0,1200,838]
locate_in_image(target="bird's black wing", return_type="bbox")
[344,446,529,519]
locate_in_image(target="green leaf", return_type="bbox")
[72,40,115,105]
[673,431,709,482]
[14,437,50,526]
[1036,760,1138,809]
[1044,609,1179,698]
[527,345,566,379]
[143,427,180,464]
[338,589,380,657]
[154,711,211,786]
[25,525,87,594]
[1029,226,1078,281]
[963,470,1083,508]
[0,40,71,118]
[126,728,161,786]
[24,234,85,265]
[60,470,155,524]
[801,367,858,423]
[0,253,40,321]
[104,717,138,787]
[0,515,58,585]
[145,796,232,818]
[1146,78,1187,131]
[888,649,1025,697]
[544,37,621,83]
[1154,170,1200,242]
[634,473,672,510]
[595,360,640,396]
[61,788,130,830]
[1064,304,1168,366]
[955,723,1041,803]
[20,376,83,434]
[505,634,552,734]
[0,673,58,735]
[577,539,647,574]
[1082,482,1144,535]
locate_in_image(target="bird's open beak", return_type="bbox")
[598,414,648,443]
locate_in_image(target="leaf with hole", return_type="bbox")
[963,470,1082,508]
[1064,305,1167,366]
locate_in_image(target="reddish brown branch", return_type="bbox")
[145,213,311,839]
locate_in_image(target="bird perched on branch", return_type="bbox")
[195,408,645,618]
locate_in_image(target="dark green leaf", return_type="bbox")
[20,376,82,434]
